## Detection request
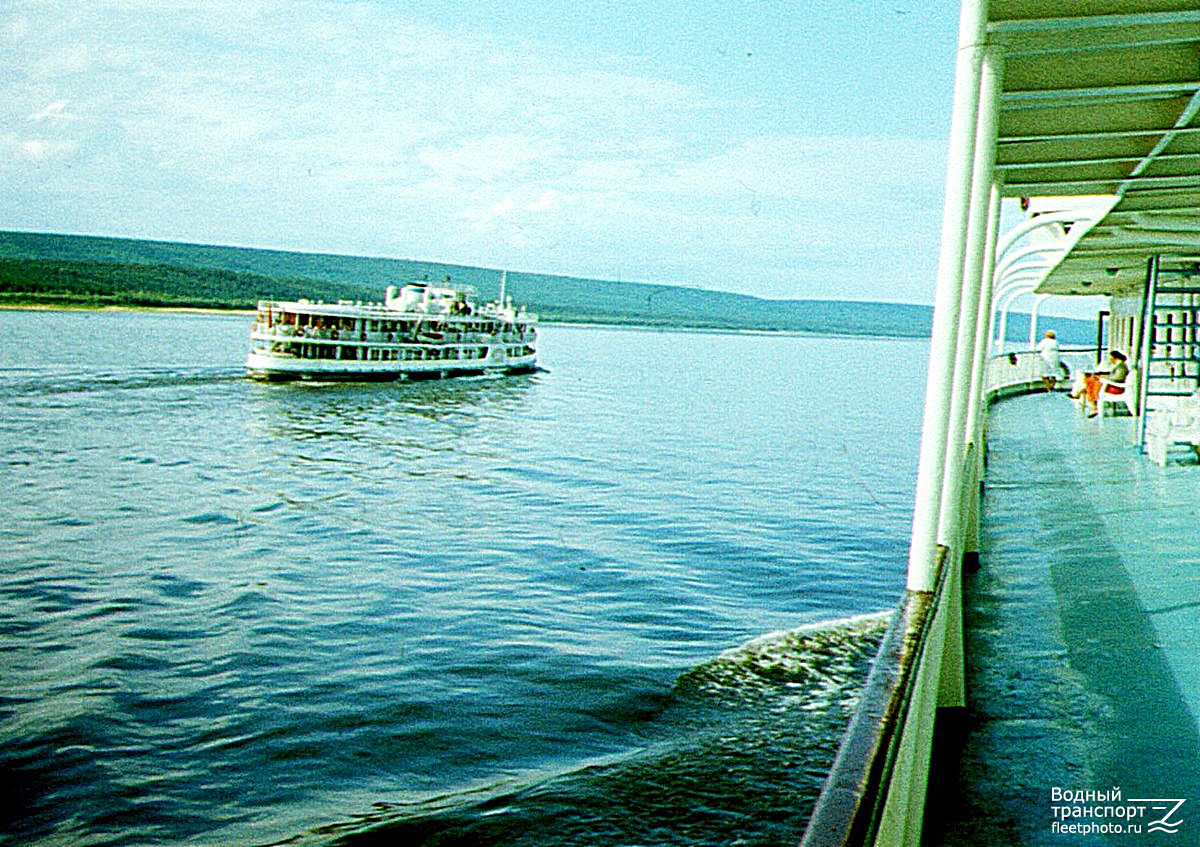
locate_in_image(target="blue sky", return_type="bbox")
[3,1,963,304]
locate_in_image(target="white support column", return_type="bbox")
[988,258,1065,352]
[965,183,1003,547]
[1028,293,1052,348]
[985,208,1099,345]
[994,273,1045,295]
[995,284,1036,350]
[907,0,990,592]
[934,44,1001,712]
[937,43,1002,552]
[967,184,1002,475]
[992,276,1042,350]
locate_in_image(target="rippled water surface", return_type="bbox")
[1,310,926,846]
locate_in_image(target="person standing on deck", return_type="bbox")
[1036,330,1062,392]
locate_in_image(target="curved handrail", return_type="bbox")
[984,346,1095,401]
[798,548,949,847]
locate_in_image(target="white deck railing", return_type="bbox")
[985,346,1100,400]
[800,345,1106,847]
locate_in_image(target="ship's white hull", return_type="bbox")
[245,348,539,381]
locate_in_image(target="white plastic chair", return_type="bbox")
[1096,367,1136,419]
[1146,391,1200,465]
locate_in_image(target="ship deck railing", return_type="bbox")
[252,325,532,344]
[801,344,1200,846]
[985,345,1104,401]
[253,298,536,324]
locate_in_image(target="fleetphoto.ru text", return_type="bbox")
[1051,788,1186,837]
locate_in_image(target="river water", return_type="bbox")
[1,309,926,846]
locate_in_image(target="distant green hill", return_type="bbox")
[0,230,938,337]
[0,230,1095,343]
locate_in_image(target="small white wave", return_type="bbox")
[723,610,893,658]
[674,610,892,702]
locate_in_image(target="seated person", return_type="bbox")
[1078,350,1129,417]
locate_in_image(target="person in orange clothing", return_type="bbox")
[1079,350,1129,417]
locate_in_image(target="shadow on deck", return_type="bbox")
[925,391,1200,845]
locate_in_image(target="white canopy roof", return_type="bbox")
[989,1,1200,294]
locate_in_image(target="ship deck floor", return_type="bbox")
[926,390,1200,846]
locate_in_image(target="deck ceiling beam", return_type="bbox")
[999,97,1197,139]
[989,9,1200,33]
[998,125,1200,145]
[1129,212,1200,228]
[1002,33,1200,58]
[990,11,1200,58]
[1002,81,1200,108]
[1000,176,1200,198]
[1106,195,1200,212]
[996,151,1200,171]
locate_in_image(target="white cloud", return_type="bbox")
[456,187,572,243]
[664,135,945,199]
[527,189,563,213]
[0,0,949,303]
[2,134,77,161]
[460,196,517,230]
[6,13,31,42]
[417,135,556,183]
[572,160,645,187]
[30,42,92,78]
[30,99,71,122]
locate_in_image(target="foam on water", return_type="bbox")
[285,613,890,847]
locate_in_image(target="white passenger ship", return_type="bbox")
[245,275,538,381]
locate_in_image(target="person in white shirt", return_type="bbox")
[1036,329,1062,392]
